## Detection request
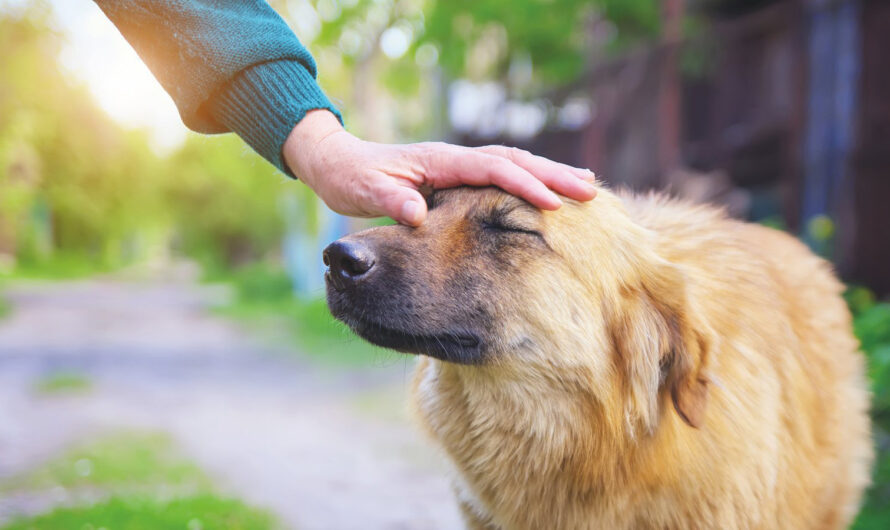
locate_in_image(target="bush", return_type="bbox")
[848,287,890,529]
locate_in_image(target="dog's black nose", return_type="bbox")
[323,240,375,289]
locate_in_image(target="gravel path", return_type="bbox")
[0,269,461,529]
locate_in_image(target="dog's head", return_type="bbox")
[325,186,711,432]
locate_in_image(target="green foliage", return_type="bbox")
[161,136,311,269]
[757,215,787,231]
[265,0,661,138]
[0,495,277,530]
[422,0,658,85]
[848,291,890,431]
[32,371,92,395]
[805,214,836,259]
[846,287,890,529]
[0,8,166,271]
[0,7,323,276]
[855,304,890,360]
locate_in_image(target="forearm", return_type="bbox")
[95,0,341,172]
[283,110,345,185]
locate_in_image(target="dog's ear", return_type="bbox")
[610,263,711,433]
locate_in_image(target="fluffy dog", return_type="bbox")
[324,185,872,529]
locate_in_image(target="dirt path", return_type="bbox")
[0,269,461,529]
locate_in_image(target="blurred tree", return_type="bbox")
[270,0,660,140]
[422,0,659,86]
[0,6,312,273]
[162,135,315,269]
[0,6,162,268]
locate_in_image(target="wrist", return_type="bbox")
[283,109,346,184]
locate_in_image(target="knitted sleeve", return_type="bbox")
[94,0,342,175]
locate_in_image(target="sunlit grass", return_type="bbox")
[2,253,116,281]
[0,292,9,320]
[0,275,8,318]
[1,432,209,493]
[0,431,278,530]
[0,494,278,530]
[32,371,92,395]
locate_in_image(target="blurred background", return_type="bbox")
[0,0,888,528]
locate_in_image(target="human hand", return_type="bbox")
[283,110,597,226]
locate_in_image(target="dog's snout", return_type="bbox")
[323,240,376,289]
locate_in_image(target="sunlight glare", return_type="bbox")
[53,2,188,154]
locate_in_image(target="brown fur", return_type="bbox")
[330,185,872,529]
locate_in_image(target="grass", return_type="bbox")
[0,291,9,320]
[0,274,9,319]
[208,262,396,367]
[0,431,278,530]
[0,494,277,530]
[0,253,116,281]
[32,371,92,395]
[0,432,209,493]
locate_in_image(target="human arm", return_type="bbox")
[93,0,340,173]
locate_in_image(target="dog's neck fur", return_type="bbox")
[413,357,698,530]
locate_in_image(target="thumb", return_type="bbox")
[373,183,428,226]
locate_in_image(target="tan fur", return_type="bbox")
[409,187,872,529]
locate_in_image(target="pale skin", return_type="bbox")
[283,109,598,226]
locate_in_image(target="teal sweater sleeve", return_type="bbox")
[94,0,342,175]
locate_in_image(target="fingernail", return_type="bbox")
[401,200,422,225]
[579,180,597,195]
[582,169,596,182]
[548,193,563,209]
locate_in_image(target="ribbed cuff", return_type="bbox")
[210,60,343,177]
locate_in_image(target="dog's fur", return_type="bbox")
[326,185,872,529]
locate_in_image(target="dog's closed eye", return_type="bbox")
[481,215,544,239]
[481,218,542,238]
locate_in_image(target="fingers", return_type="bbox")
[371,179,428,226]
[475,145,597,201]
[480,145,595,181]
[324,140,597,228]
[424,148,564,210]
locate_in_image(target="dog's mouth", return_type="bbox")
[335,312,484,364]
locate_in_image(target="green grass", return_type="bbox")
[1,432,209,493]
[0,494,277,530]
[0,292,9,319]
[32,371,92,395]
[0,431,278,530]
[208,262,396,367]
[0,275,9,319]
[1,253,114,280]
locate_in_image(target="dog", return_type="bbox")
[323,185,872,529]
